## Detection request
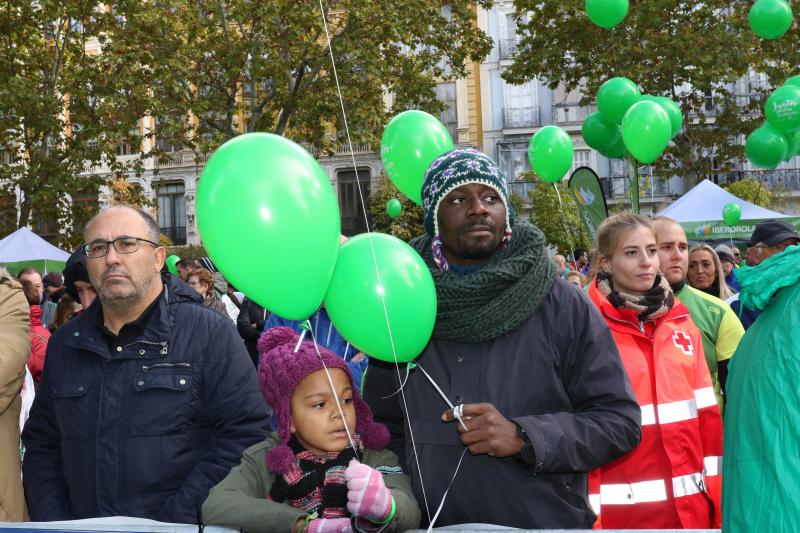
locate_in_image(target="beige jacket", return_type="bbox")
[0,270,31,521]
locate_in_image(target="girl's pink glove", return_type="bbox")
[344,460,393,523]
[307,518,352,533]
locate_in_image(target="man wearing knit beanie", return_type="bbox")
[363,148,640,528]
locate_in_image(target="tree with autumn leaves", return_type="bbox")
[1,0,492,247]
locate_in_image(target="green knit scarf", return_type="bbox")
[410,221,556,343]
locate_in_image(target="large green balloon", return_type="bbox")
[765,85,800,134]
[745,124,789,168]
[621,101,671,164]
[325,233,436,363]
[386,198,402,219]
[749,0,793,40]
[785,75,800,88]
[638,95,683,138]
[585,0,629,29]
[528,126,574,183]
[722,203,742,226]
[787,131,800,159]
[582,112,626,158]
[197,133,341,320]
[597,77,642,124]
[166,255,180,276]
[381,111,454,205]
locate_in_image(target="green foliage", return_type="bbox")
[0,0,157,248]
[523,171,591,253]
[505,0,800,185]
[368,175,424,242]
[724,178,772,208]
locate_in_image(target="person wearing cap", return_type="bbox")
[728,219,800,330]
[202,327,420,533]
[22,206,270,524]
[713,244,740,293]
[653,217,744,412]
[42,272,66,303]
[363,148,640,528]
[723,230,800,532]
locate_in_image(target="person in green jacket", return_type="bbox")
[723,244,800,533]
[202,326,420,533]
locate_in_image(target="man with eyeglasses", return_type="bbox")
[22,206,270,524]
[728,219,800,330]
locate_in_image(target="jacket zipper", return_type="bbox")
[142,362,191,372]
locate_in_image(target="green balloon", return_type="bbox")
[787,131,800,159]
[166,255,180,276]
[324,233,436,363]
[597,77,642,124]
[621,100,671,164]
[639,95,683,138]
[722,203,742,226]
[786,75,800,88]
[745,124,789,168]
[528,125,574,183]
[381,111,454,205]
[765,85,800,134]
[197,133,341,320]
[386,198,402,219]
[585,0,629,29]
[582,112,626,159]
[749,0,793,40]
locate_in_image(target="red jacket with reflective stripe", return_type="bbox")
[588,282,723,529]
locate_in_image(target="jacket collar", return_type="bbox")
[66,274,201,358]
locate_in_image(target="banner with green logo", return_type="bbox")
[683,217,800,241]
[568,167,609,242]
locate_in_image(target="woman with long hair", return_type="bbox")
[586,213,723,529]
[688,244,733,300]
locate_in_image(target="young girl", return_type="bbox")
[586,213,723,529]
[202,326,420,533]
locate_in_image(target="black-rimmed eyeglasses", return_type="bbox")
[83,237,160,259]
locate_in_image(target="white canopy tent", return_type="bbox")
[0,227,70,274]
[655,179,800,240]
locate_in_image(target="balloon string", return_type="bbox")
[426,448,468,533]
[317,1,432,522]
[306,319,360,463]
[415,363,468,432]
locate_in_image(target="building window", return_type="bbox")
[337,169,371,236]
[497,140,531,180]
[154,116,182,153]
[571,149,591,173]
[436,83,457,142]
[156,182,186,244]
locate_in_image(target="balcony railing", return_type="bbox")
[503,106,541,129]
[554,103,597,125]
[308,144,374,157]
[499,38,519,60]
[161,226,187,245]
[155,150,207,169]
[727,169,800,191]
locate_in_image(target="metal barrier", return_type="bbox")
[0,517,235,533]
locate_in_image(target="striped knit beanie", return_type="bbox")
[421,148,515,270]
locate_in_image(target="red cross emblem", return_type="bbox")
[672,331,693,356]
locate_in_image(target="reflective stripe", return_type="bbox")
[600,479,667,505]
[589,493,601,515]
[704,456,722,477]
[657,398,698,424]
[640,403,656,426]
[673,472,704,498]
[695,386,717,409]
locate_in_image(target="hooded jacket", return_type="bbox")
[22,274,270,524]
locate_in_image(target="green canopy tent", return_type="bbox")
[655,179,800,241]
[0,227,70,275]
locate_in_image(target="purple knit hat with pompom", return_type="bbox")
[257,326,390,475]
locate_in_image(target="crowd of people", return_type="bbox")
[1,148,799,532]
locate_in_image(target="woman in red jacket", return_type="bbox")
[587,213,722,529]
[20,279,51,383]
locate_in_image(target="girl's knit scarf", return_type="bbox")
[268,436,361,518]
[596,271,674,322]
[410,222,556,343]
